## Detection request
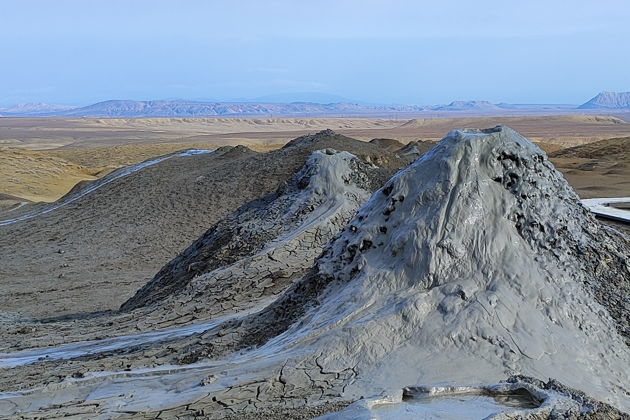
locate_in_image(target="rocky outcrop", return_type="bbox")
[395,139,435,161]
[368,138,405,152]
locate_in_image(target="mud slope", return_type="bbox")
[0,193,29,212]
[177,126,630,412]
[0,148,214,227]
[122,148,384,313]
[0,147,255,318]
[0,130,404,318]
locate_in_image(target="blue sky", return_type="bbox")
[1,0,629,106]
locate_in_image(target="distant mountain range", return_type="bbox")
[248,92,356,104]
[1,92,628,117]
[0,100,429,117]
[0,102,78,115]
[433,100,501,111]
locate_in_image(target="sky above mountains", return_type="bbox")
[1,0,629,106]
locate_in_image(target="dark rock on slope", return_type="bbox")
[368,138,405,152]
[395,139,436,160]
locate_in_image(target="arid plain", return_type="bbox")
[2,114,630,204]
[1,115,629,419]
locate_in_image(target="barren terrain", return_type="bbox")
[1,117,627,324]
[0,126,628,419]
[2,114,628,150]
[0,117,629,419]
[1,115,629,202]
[549,136,630,198]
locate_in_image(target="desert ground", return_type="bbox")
[1,114,629,151]
[1,114,630,203]
[0,116,629,419]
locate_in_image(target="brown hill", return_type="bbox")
[550,136,630,160]
[548,136,630,198]
[368,137,405,152]
[0,148,98,202]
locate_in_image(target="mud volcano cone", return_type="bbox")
[203,126,629,410]
[121,149,380,312]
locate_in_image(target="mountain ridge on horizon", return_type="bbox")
[1,91,627,118]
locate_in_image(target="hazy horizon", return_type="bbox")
[2,0,629,106]
[0,92,600,108]
[0,95,596,108]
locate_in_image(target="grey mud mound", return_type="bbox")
[177,126,629,411]
[0,139,399,350]
[121,149,379,313]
